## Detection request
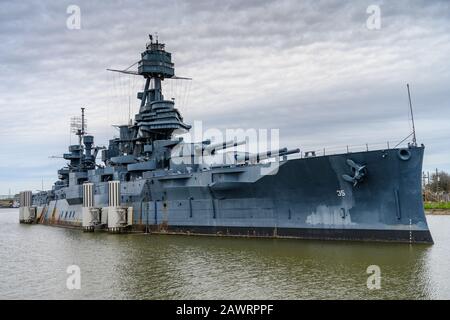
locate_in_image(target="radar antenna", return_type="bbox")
[70,107,88,146]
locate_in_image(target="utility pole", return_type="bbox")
[436,168,439,193]
[422,172,426,189]
[422,172,427,201]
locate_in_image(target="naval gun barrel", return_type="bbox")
[279,148,301,157]
[235,147,288,162]
[195,140,246,155]
[205,140,246,154]
[235,148,300,162]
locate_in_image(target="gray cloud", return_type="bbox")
[1,0,450,193]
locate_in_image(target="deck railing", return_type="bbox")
[291,139,416,159]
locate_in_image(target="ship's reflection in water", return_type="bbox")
[0,209,448,299]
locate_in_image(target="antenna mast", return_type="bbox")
[407,84,417,146]
[81,107,85,140]
[70,108,87,146]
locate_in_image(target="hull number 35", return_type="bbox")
[337,190,346,197]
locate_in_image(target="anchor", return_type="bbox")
[342,159,367,187]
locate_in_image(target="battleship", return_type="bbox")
[18,36,433,243]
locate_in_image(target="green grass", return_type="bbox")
[424,202,450,210]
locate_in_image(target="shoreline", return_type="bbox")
[426,209,450,215]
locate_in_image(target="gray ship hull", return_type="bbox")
[34,146,433,243]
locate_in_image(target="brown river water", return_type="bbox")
[1,208,449,299]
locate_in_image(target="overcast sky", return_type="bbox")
[1,0,449,194]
